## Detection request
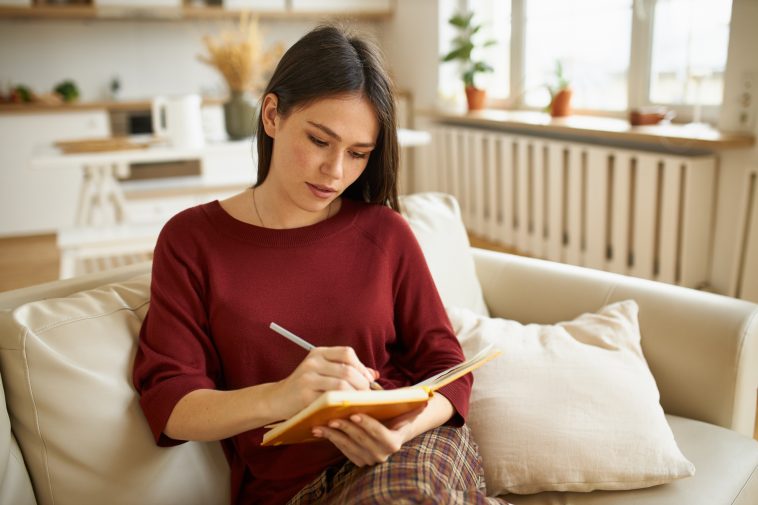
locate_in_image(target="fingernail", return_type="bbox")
[350,415,361,423]
[329,421,339,429]
[312,428,322,438]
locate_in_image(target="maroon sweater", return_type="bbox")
[133,198,472,505]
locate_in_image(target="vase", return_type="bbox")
[550,88,572,117]
[465,86,487,111]
[224,91,259,140]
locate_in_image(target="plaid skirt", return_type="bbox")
[286,425,509,505]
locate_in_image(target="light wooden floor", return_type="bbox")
[0,232,756,440]
[0,233,59,292]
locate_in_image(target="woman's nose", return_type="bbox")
[322,151,344,179]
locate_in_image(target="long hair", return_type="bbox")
[255,25,399,211]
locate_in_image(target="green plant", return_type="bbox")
[547,60,570,102]
[441,11,496,89]
[54,80,80,103]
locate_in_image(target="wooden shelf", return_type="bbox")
[421,109,756,152]
[0,4,393,21]
[0,97,225,114]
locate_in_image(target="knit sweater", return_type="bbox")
[133,198,472,505]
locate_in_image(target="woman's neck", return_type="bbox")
[251,186,340,229]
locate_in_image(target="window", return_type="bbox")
[649,0,732,107]
[522,0,633,112]
[440,0,734,120]
[438,0,510,107]
[469,0,511,100]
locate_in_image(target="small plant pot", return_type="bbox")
[550,88,572,117]
[465,86,487,111]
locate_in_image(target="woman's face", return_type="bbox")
[261,92,380,214]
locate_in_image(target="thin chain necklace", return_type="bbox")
[252,187,332,228]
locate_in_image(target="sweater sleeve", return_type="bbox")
[132,211,221,446]
[386,212,472,426]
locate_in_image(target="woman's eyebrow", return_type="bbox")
[307,121,375,148]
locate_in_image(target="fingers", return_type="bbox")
[311,347,379,389]
[313,415,403,466]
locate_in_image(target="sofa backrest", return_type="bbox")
[0,268,229,505]
[0,370,36,505]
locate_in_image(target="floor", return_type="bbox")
[0,233,59,292]
[0,232,756,440]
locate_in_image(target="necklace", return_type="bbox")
[252,187,332,228]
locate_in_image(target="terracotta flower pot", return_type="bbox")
[550,88,572,117]
[465,86,487,111]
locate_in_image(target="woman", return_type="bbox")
[133,25,505,505]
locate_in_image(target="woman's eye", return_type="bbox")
[350,151,369,160]
[309,135,328,147]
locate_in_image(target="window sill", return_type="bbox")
[419,109,755,152]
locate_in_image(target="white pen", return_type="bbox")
[269,322,383,390]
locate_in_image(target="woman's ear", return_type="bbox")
[261,93,279,138]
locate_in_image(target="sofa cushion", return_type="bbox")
[505,416,758,505]
[0,371,36,505]
[400,192,489,316]
[0,274,229,505]
[448,301,696,495]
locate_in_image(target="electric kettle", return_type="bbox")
[151,94,205,149]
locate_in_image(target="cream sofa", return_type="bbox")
[0,193,757,505]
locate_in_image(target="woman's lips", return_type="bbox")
[307,182,337,199]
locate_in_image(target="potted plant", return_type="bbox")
[441,11,496,111]
[198,13,283,140]
[547,60,572,117]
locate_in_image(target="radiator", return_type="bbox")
[418,126,718,289]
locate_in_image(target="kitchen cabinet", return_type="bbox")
[222,0,286,11]
[0,0,393,19]
[0,110,109,237]
[290,0,392,13]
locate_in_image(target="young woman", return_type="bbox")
[133,25,506,505]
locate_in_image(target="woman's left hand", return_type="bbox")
[312,407,425,467]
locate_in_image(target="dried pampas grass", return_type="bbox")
[198,13,283,93]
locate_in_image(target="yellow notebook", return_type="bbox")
[261,345,501,446]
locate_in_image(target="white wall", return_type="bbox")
[709,0,758,297]
[0,18,378,101]
[380,0,440,112]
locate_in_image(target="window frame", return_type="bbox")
[472,0,726,123]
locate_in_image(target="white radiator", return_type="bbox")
[418,126,718,289]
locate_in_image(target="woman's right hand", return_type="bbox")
[272,347,379,420]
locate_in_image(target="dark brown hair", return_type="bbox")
[255,24,399,211]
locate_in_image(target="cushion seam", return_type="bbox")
[730,462,757,504]
[20,327,56,505]
[731,307,758,431]
[30,299,150,334]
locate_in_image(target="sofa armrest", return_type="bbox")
[472,248,758,438]
[0,262,152,311]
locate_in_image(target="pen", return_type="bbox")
[269,322,383,390]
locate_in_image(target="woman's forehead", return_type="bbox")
[294,94,380,142]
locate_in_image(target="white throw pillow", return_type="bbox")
[0,274,229,505]
[400,192,489,316]
[448,301,695,495]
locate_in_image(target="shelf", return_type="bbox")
[421,109,756,152]
[0,4,393,20]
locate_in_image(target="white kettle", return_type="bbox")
[151,94,205,149]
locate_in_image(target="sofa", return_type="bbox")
[0,192,756,505]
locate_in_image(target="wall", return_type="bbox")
[710,0,758,297]
[0,18,377,101]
